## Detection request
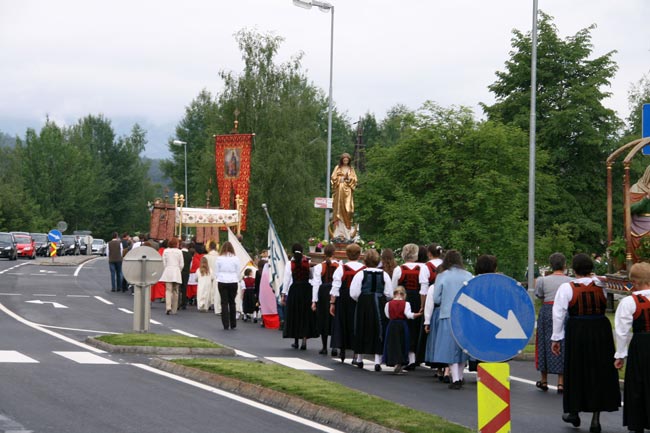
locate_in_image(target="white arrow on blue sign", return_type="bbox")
[47,229,62,243]
[450,273,535,362]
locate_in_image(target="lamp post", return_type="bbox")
[172,139,188,239]
[293,0,334,241]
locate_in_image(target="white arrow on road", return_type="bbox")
[457,293,527,339]
[26,300,68,309]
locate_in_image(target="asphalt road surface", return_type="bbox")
[0,256,631,432]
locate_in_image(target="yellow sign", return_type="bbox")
[477,363,510,433]
[49,242,57,257]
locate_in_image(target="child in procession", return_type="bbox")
[383,286,422,374]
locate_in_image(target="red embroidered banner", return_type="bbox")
[215,133,253,230]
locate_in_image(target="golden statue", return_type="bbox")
[330,152,357,239]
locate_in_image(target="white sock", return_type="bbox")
[374,354,382,365]
[450,363,461,382]
[408,352,415,364]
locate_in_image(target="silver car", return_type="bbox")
[91,239,106,256]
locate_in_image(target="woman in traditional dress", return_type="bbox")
[379,248,397,279]
[330,243,365,362]
[391,243,427,369]
[551,253,620,432]
[187,243,205,307]
[432,249,472,389]
[330,153,357,239]
[311,244,339,354]
[615,262,650,433]
[534,253,572,393]
[282,244,318,349]
[423,243,445,377]
[350,249,393,371]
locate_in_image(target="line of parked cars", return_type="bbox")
[0,231,107,260]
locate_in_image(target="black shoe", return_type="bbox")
[253,317,257,323]
[111,289,116,292]
[374,364,382,372]
[448,380,462,390]
[300,344,307,350]
[589,423,601,433]
[331,348,338,357]
[356,361,364,369]
[340,350,346,363]
[319,348,327,355]
[291,343,299,349]
[404,363,417,371]
[166,310,171,315]
[442,375,451,383]
[562,413,580,428]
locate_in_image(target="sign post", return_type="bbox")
[450,274,535,433]
[47,229,63,262]
[123,246,164,332]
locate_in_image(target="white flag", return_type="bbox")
[267,220,288,299]
[227,227,256,275]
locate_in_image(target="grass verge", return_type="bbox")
[96,333,222,348]
[173,358,471,433]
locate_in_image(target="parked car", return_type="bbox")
[61,235,80,256]
[12,233,36,259]
[91,239,106,256]
[0,232,17,260]
[30,233,49,257]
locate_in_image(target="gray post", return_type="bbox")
[133,256,151,332]
[527,0,538,292]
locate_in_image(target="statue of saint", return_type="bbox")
[630,165,650,256]
[330,153,357,239]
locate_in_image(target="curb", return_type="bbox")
[149,358,399,433]
[85,337,236,356]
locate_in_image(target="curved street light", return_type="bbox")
[293,0,334,241]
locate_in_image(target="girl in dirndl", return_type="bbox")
[384,286,422,373]
[311,244,339,354]
[241,268,259,322]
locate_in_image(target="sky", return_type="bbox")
[1,0,648,159]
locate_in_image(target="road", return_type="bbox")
[0,256,630,432]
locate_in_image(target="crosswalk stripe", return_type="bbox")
[0,350,39,363]
[172,329,197,338]
[53,351,117,364]
[94,296,113,305]
[265,357,333,371]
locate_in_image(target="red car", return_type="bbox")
[12,233,36,259]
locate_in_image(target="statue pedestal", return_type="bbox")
[308,243,364,265]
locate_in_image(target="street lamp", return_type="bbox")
[172,139,188,238]
[293,0,334,241]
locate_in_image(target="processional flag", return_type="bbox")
[262,204,288,300]
[227,227,255,274]
[215,133,253,230]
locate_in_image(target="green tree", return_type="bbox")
[358,102,536,278]
[483,12,621,254]
[0,145,45,231]
[624,70,650,140]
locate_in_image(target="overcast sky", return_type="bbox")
[1,0,648,158]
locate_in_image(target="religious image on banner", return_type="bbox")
[224,148,241,178]
[215,133,253,231]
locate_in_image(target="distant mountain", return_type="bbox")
[143,157,171,190]
[0,131,16,148]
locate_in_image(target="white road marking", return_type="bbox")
[118,308,133,314]
[26,300,67,308]
[74,257,101,276]
[235,350,257,358]
[40,324,119,334]
[0,262,29,274]
[150,319,162,325]
[172,329,198,338]
[0,302,106,353]
[31,294,56,297]
[0,350,39,363]
[54,351,117,364]
[0,293,21,296]
[94,296,113,305]
[0,411,33,432]
[133,363,344,433]
[67,295,90,298]
[266,357,333,371]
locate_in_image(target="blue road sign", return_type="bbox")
[450,273,535,362]
[47,229,62,243]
